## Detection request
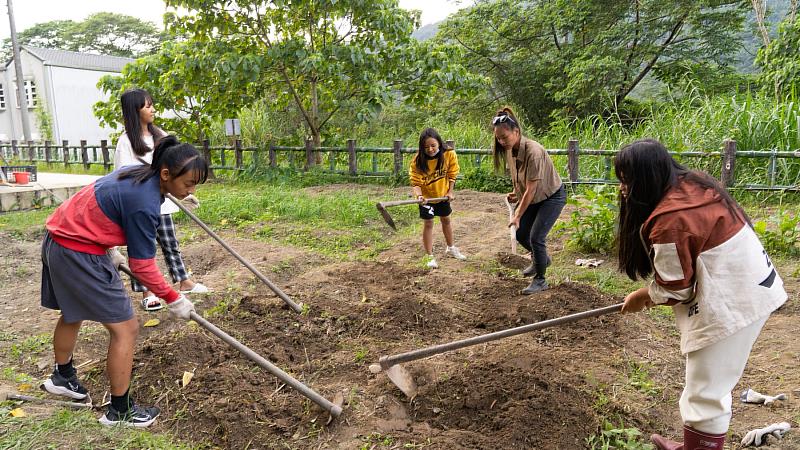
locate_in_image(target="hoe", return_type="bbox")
[165,193,303,313]
[118,264,343,419]
[370,303,623,397]
[376,197,449,230]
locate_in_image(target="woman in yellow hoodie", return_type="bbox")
[409,128,466,269]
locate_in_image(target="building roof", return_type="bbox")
[6,46,134,73]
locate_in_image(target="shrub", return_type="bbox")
[556,185,618,254]
[753,210,800,257]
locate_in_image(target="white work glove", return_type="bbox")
[167,294,195,320]
[181,194,200,212]
[106,247,126,269]
[741,422,791,447]
[740,388,788,406]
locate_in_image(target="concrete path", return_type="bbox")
[0,172,102,212]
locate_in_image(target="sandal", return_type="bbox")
[141,295,163,311]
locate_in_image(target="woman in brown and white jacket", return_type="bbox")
[614,139,786,450]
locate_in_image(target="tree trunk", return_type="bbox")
[311,79,322,165]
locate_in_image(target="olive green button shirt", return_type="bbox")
[510,136,562,204]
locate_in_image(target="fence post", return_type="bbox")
[305,139,314,169]
[62,140,69,167]
[203,139,215,178]
[721,139,736,188]
[44,140,52,166]
[27,140,34,162]
[101,140,110,171]
[79,140,89,169]
[268,142,277,167]
[11,140,18,159]
[567,139,579,183]
[393,140,403,176]
[348,139,357,175]
[234,139,243,169]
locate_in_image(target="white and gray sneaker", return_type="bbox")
[424,254,439,269]
[99,403,160,427]
[445,246,467,260]
[41,367,89,400]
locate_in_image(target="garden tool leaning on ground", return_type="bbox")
[370,303,623,397]
[1,390,92,410]
[117,264,343,419]
[504,197,518,254]
[376,196,449,230]
[164,192,303,313]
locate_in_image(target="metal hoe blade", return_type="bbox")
[376,203,397,230]
[383,363,417,398]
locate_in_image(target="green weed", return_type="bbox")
[586,420,654,450]
[626,361,661,397]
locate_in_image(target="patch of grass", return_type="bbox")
[8,333,52,361]
[2,366,35,383]
[0,208,51,237]
[551,261,639,298]
[0,408,201,449]
[185,182,406,260]
[647,305,675,323]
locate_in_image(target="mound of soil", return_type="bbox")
[128,257,636,449]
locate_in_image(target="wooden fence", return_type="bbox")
[3,138,800,191]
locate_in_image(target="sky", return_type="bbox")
[0,0,468,38]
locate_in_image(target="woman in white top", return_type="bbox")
[114,89,208,311]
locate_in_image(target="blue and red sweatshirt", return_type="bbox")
[45,170,179,303]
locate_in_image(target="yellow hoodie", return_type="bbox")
[409,149,460,201]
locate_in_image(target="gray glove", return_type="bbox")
[106,247,126,269]
[181,194,200,212]
[740,388,788,406]
[167,294,195,320]
[741,422,791,447]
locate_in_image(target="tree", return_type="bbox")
[757,17,800,96]
[162,0,483,153]
[94,39,264,143]
[438,0,750,127]
[1,13,163,61]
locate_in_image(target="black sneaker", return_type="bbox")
[99,403,160,427]
[40,367,89,400]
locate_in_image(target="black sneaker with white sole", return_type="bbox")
[40,367,89,400]
[99,403,160,427]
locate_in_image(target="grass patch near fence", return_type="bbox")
[185,181,415,260]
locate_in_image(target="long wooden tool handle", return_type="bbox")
[379,303,623,368]
[189,311,342,417]
[165,193,303,313]
[117,264,341,417]
[9,393,92,409]
[378,197,449,208]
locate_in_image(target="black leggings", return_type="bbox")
[515,185,566,267]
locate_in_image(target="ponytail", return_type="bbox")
[492,107,521,172]
[118,135,209,185]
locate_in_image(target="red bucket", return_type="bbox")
[12,171,30,185]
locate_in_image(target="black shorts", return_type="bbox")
[418,201,452,220]
[41,231,133,324]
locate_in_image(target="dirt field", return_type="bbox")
[1,185,798,449]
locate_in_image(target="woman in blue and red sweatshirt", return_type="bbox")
[40,135,207,427]
[615,139,786,450]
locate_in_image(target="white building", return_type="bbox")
[0,46,133,144]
